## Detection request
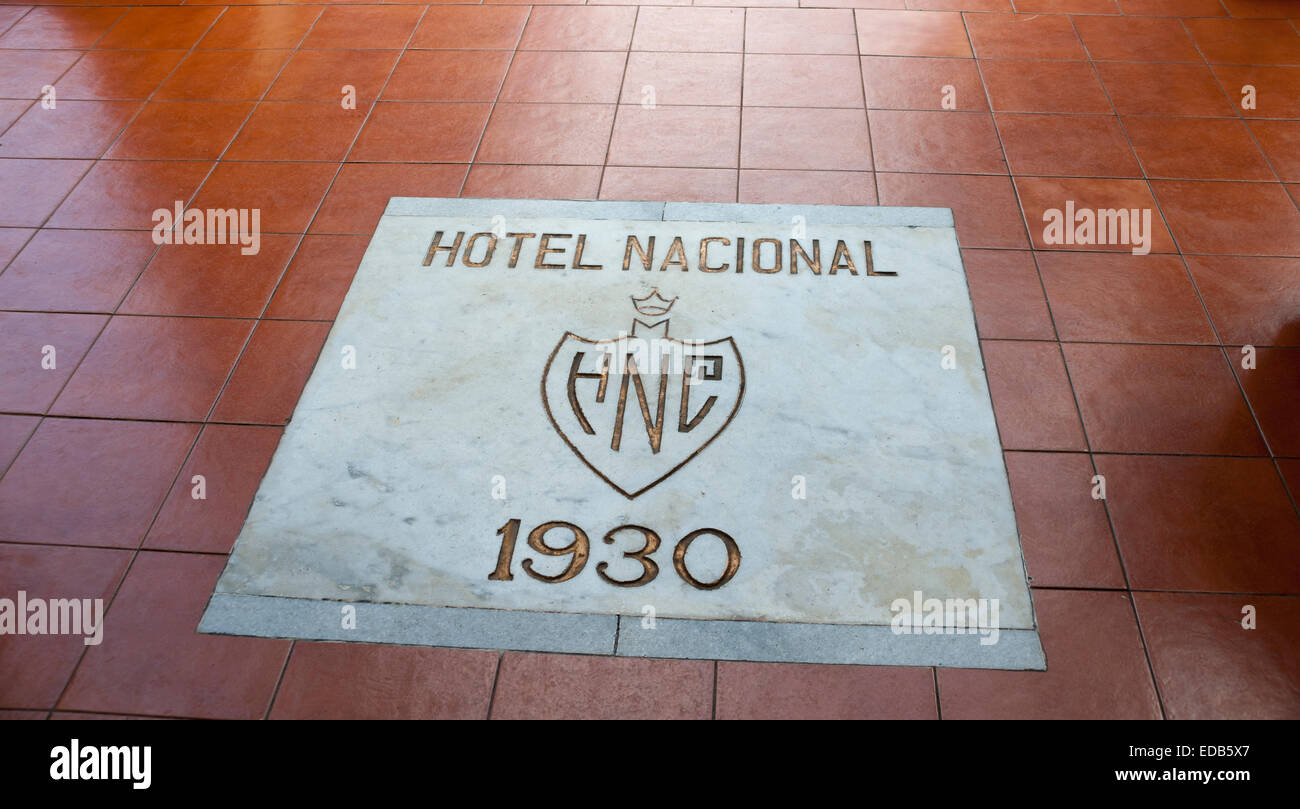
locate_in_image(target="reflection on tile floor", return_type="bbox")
[1,1,1298,719]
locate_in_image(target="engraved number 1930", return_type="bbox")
[488,519,741,590]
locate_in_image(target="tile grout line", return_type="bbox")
[53,709,200,721]
[595,6,638,200]
[0,416,37,481]
[955,13,1048,651]
[455,4,533,197]
[960,13,1035,254]
[964,16,1059,340]
[485,652,504,719]
[735,7,745,204]
[0,4,35,39]
[263,639,296,720]
[0,539,281,556]
[0,411,332,428]
[1031,585,1300,597]
[711,660,718,720]
[852,9,880,204]
[0,308,343,322]
[932,667,941,720]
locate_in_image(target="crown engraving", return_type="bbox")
[631,289,678,317]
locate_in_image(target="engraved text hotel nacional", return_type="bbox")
[423,231,896,277]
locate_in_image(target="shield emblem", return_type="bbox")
[541,331,745,498]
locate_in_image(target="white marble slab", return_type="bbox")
[203,198,1042,668]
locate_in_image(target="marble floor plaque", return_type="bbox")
[200,198,1045,670]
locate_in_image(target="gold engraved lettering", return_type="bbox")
[422,230,464,267]
[623,235,655,271]
[790,239,821,275]
[699,237,730,272]
[679,355,721,432]
[735,236,745,273]
[506,233,535,268]
[673,528,741,590]
[864,241,894,275]
[829,240,858,275]
[488,518,520,581]
[461,232,497,268]
[659,236,688,272]
[521,521,590,584]
[566,351,610,436]
[536,233,570,269]
[596,525,661,587]
[611,352,668,453]
[752,238,782,274]
[490,519,741,589]
[572,234,603,270]
[595,352,610,400]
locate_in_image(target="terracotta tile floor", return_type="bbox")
[1,1,1298,720]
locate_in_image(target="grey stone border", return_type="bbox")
[199,197,1042,671]
[201,594,618,656]
[201,594,1045,670]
